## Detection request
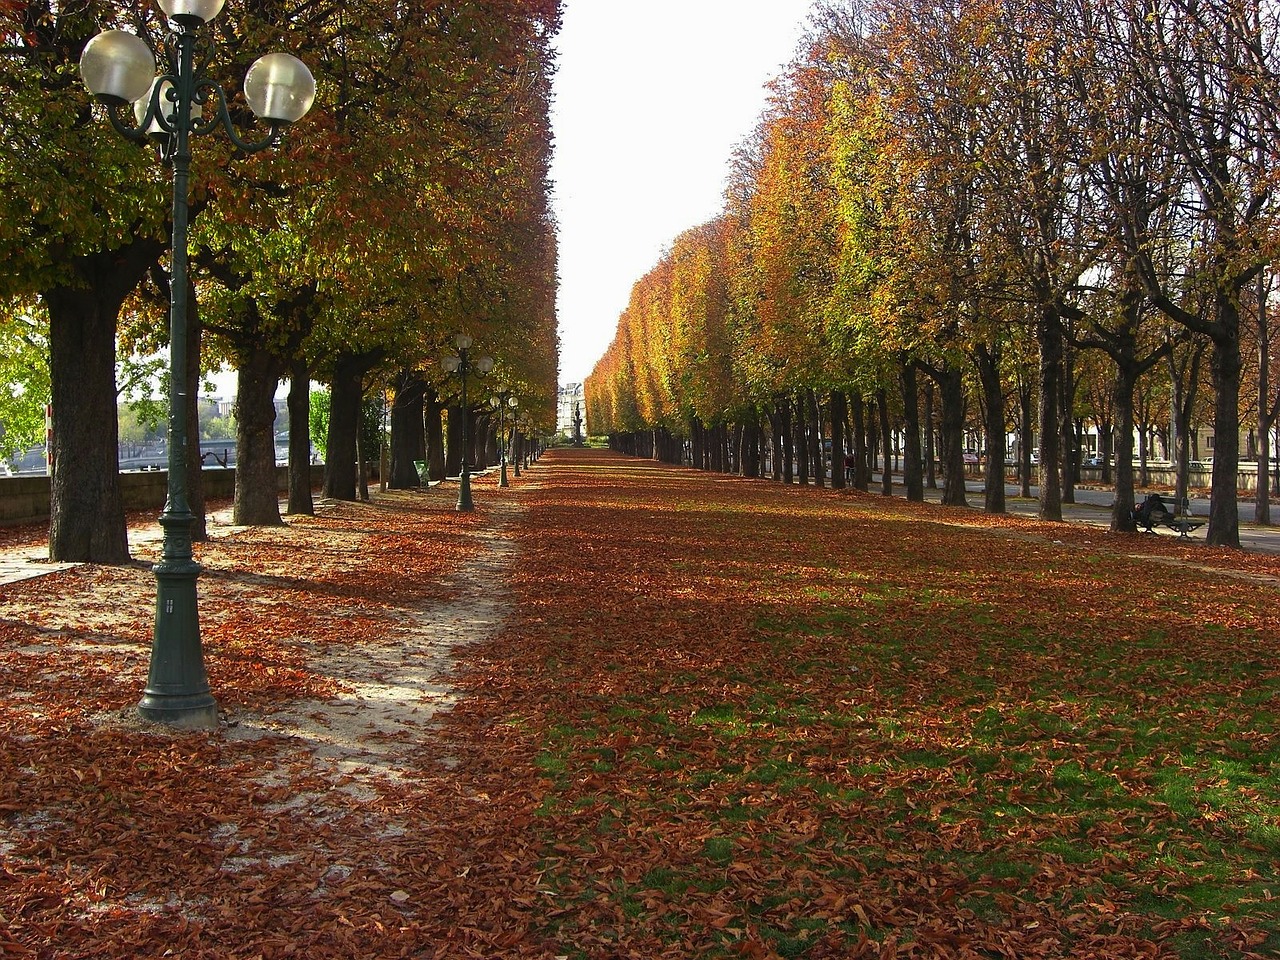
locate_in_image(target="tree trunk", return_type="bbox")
[184,276,207,540]
[286,356,314,515]
[877,388,893,497]
[323,356,363,501]
[934,365,968,507]
[425,388,446,482]
[233,345,283,526]
[768,408,783,482]
[1037,305,1064,521]
[779,402,794,484]
[445,406,463,478]
[899,364,924,502]
[923,381,937,490]
[793,396,809,486]
[356,415,370,502]
[389,371,426,489]
[974,343,1006,514]
[807,389,824,488]
[851,393,870,491]
[1111,363,1140,532]
[1018,377,1034,498]
[741,409,761,478]
[829,390,847,491]
[45,245,162,563]
[1206,304,1242,547]
[1258,273,1274,525]
[1060,341,1077,505]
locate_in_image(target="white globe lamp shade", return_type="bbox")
[244,53,316,124]
[454,333,473,351]
[508,396,519,409]
[79,31,156,105]
[442,356,461,374]
[133,77,202,133]
[476,356,495,375]
[156,0,226,24]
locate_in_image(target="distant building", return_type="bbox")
[557,383,584,437]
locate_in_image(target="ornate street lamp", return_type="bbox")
[511,412,525,479]
[489,391,518,488]
[80,1,315,728]
[441,334,493,511]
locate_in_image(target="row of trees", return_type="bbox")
[1,0,561,561]
[585,0,1280,548]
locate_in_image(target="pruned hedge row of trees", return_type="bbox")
[1,0,561,562]
[585,0,1280,548]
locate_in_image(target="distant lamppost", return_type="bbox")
[80,0,315,728]
[511,413,525,478]
[441,334,493,511]
[490,391,518,488]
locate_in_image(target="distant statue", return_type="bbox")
[572,401,584,447]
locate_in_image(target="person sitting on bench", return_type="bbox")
[1134,492,1170,532]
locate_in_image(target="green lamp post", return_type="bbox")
[442,334,493,512]
[80,0,315,728]
[490,391,518,488]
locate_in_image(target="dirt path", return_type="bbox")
[222,498,521,783]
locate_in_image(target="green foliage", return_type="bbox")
[117,355,168,435]
[201,413,236,442]
[308,388,330,446]
[0,302,50,462]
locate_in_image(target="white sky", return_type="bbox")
[550,1,815,386]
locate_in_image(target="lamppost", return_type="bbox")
[80,0,315,728]
[511,412,524,479]
[441,334,493,511]
[490,391,518,488]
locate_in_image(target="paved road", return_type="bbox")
[903,474,1280,553]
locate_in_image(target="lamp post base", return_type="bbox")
[137,691,219,729]
[457,467,475,512]
[139,550,218,729]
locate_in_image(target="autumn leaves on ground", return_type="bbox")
[1,450,1277,959]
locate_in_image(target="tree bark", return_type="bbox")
[445,406,463,478]
[184,275,207,541]
[974,343,1006,514]
[793,395,809,486]
[1037,305,1064,521]
[323,355,365,501]
[233,344,283,526]
[807,389,824,488]
[1059,340,1078,505]
[1111,362,1140,532]
[877,388,893,497]
[923,381,937,490]
[1257,273,1275,525]
[388,371,426,489]
[425,387,446,482]
[829,390,847,491]
[932,365,968,507]
[1206,302,1242,547]
[45,243,162,563]
[1017,376,1034,498]
[851,393,870,491]
[899,364,924,502]
[286,356,314,516]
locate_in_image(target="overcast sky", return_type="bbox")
[550,1,815,386]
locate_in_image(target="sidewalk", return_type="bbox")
[892,473,1280,553]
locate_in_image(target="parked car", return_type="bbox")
[962,450,979,465]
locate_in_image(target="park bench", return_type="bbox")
[1134,493,1203,540]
